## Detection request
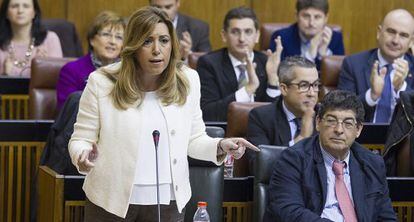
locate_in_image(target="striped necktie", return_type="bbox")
[237,64,248,89]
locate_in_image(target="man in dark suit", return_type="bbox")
[268,0,344,69]
[338,9,414,123]
[149,0,211,60]
[197,7,282,121]
[264,90,396,222]
[246,56,319,166]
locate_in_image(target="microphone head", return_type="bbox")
[152,130,160,148]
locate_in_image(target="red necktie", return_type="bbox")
[332,160,358,222]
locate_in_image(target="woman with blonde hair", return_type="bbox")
[69,6,258,221]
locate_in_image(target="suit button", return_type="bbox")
[175,185,178,191]
[171,129,176,136]
[173,159,177,164]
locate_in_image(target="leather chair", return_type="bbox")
[43,19,84,57]
[185,126,225,222]
[320,55,345,96]
[253,145,286,222]
[260,23,290,51]
[225,102,269,176]
[259,23,342,51]
[29,57,75,119]
[188,52,207,70]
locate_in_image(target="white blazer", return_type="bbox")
[69,62,223,218]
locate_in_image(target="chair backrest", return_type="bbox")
[188,52,207,70]
[320,55,345,95]
[43,19,84,57]
[226,102,269,176]
[185,126,224,222]
[253,145,287,222]
[259,23,342,51]
[29,57,75,119]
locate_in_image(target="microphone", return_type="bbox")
[152,130,161,222]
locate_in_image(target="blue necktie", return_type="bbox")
[293,118,302,138]
[375,64,393,123]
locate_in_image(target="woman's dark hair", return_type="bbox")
[0,0,47,50]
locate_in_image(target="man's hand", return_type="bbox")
[244,50,260,96]
[77,144,98,173]
[218,138,259,159]
[266,36,283,87]
[298,107,315,141]
[317,26,332,57]
[179,31,193,60]
[392,58,409,91]
[370,61,387,101]
[309,32,321,59]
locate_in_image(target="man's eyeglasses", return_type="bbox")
[287,80,322,92]
[98,31,124,42]
[321,117,358,130]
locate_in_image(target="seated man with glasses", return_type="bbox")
[263,90,396,222]
[246,56,319,169]
[197,6,282,121]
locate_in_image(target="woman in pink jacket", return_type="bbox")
[0,0,62,77]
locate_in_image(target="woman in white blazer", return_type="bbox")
[69,6,258,221]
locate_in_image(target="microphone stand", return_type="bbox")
[153,130,161,222]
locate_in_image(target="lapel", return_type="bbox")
[222,49,239,91]
[313,139,328,207]
[362,50,378,89]
[291,24,302,56]
[274,98,292,145]
[404,54,414,89]
[157,101,180,144]
[349,146,366,221]
[175,13,186,39]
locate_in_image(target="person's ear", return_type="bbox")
[221,29,227,44]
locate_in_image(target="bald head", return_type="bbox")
[377,9,414,62]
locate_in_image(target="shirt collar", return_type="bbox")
[282,100,297,122]
[320,141,351,170]
[172,14,178,29]
[228,50,254,70]
[377,49,404,67]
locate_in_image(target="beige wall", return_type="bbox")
[22,0,414,55]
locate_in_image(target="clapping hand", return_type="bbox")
[266,36,283,86]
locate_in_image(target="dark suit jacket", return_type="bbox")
[337,49,414,122]
[269,23,344,69]
[197,48,275,121]
[176,13,211,52]
[246,97,291,172]
[263,135,396,222]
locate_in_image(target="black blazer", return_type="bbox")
[176,13,211,52]
[338,48,414,122]
[263,135,397,222]
[197,48,275,121]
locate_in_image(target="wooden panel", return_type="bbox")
[38,0,67,19]
[66,0,149,54]
[37,166,65,222]
[0,142,45,222]
[180,0,251,51]
[65,0,250,54]
[1,95,29,120]
[254,0,414,54]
